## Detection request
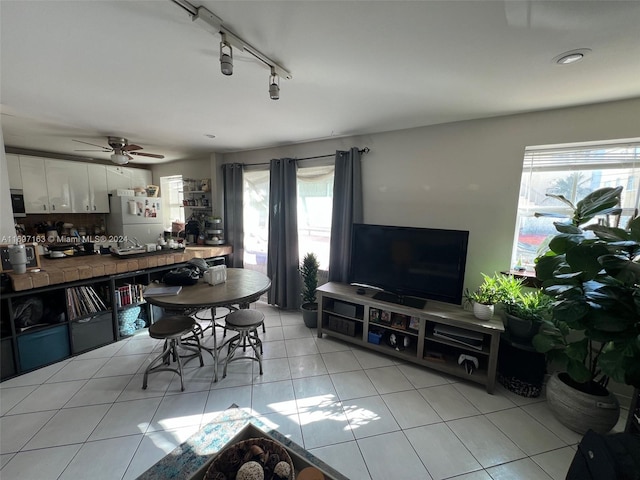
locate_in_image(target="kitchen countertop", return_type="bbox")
[5,245,232,292]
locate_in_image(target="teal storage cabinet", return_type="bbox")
[17,325,70,371]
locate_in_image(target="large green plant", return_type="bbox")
[300,252,320,305]
[532,186,640,389]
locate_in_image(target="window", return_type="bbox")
[242,163,335,273]
[243,169,269,273]
[512,142,640,271]
[297,164,334,270]
[160,175,184,231]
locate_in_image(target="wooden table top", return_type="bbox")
[144,268,271,309]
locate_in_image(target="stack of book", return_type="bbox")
[67,286,109,320]
[115,283,144,308]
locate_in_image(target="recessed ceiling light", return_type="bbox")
[204,134,216,139]
[553,48,591,65]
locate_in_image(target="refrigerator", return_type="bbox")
[107,196,163,245]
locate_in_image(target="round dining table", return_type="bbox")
[143,268,271,381]
[143,267,271,310]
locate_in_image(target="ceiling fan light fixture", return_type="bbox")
[269,67,280,100]
[220,34,233,75]
[110,153,129,165]
[553,48,591,65]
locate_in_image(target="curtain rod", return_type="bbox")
[237,147,370,167]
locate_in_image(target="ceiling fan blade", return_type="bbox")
[73,139,111,150]
[74,149,111,152]
[130,152,165,159]
[123,144,143,151]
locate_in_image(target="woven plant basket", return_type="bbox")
[205,437,295,480]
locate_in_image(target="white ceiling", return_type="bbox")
[2,0,640,165]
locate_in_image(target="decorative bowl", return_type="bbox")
[205,437,295,480]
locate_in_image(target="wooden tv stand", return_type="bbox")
[316,282,504,393]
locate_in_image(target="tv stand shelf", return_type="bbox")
[317,282,504,393]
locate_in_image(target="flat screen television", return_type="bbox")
[349,223,469,308]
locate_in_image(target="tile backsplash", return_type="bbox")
[17,213,107,236]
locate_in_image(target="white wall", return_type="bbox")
[219,98,640,291]
[0,128,17,243]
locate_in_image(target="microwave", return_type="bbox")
[10,189,26,218]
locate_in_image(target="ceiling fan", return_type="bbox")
[73,136,165,165]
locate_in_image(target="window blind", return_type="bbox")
[524,142,640,171]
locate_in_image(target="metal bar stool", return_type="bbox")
[221,309,265,378]
[142,315,204,391]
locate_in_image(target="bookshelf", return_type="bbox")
[0,262,189,379]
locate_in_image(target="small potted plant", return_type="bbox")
[463,273,503,320]
[300,252,320,328]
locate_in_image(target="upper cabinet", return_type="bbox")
[106,166,152,192]
[6,154,22,189]
[20,157,51,213]
[87,164,109,213]
[47,159,81,213]
[16,156,112,214]
[105,166,130,192]
[127,167,152,190]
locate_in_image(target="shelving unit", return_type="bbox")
[0,262,196,380]
[180,178,224,245]
[317,282,504,393]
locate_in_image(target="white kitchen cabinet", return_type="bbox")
[105,165,130,192]
[87,164,109,212]
[6,154,22,189]
[126,167,152,190]
[44,159,74,213]
[106,165,152,192]
[20,156,50,213]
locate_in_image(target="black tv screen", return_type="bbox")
[349,223,469,307]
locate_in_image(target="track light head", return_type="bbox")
[269,67,280,100]
[220,34,233,75]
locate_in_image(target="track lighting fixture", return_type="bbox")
[269,67,280,100]
[220,33,233,75]
[188,4,292,94]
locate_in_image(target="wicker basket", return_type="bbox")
[205,437,295,480]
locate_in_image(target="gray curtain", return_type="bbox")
[222,163,244,268]
[328,147,363,282]
[267,158,299,308]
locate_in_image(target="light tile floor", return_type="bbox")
[0,302,629,480]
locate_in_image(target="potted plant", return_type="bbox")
[463,272,505,320]
[532,185,640,434]
[300,252,320,328]
[503,289,552,344]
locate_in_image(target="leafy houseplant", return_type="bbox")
[533,186,640,388]
[532,186,640,433]
[464,273,516,320]
[464,273,502,305]
[300,252,320,328]
[503,289,552,343]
